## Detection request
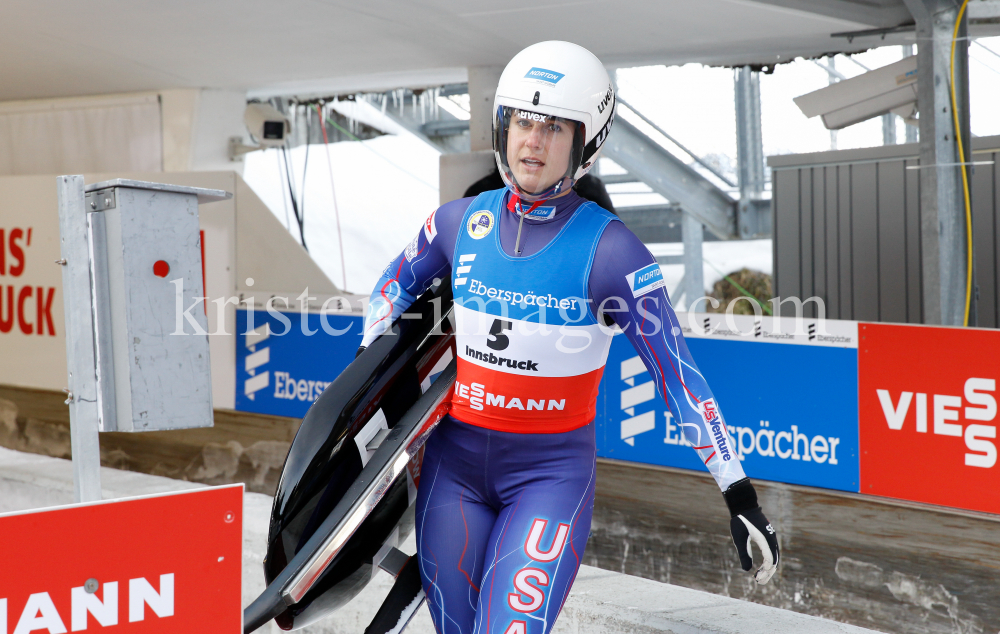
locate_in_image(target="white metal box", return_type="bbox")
[85,179,228,432]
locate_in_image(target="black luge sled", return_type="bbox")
[364,556,426,634]
[243,281,454,632]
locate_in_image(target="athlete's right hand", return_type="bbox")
[723,478,779,584]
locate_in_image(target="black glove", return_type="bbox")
[723,477,779,584]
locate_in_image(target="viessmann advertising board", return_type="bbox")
[858,322,1000,515]
[0,485,243,634]
[233,306,1000,515]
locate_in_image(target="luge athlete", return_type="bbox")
[360,41,779,634]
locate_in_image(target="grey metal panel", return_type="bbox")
[773,168,801,314]
[877,160,908,323]
[972,152,997,327]
[799,168,815,316]
[812,167,827,317]
[904,159,923,323]
[771,138,1000,327]
[852,165,880,322]
[97,186,213,432]
[824,166,841,318]
[839,165,854,319]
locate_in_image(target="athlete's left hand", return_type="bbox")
[723,478,779,584]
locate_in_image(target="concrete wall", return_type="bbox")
[161,89,248,173]
[0,89,248,177]
[588,460,1000,634]
[0,447,879,634]
[0,386,299,494]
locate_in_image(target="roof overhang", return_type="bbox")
[0,0,979,101]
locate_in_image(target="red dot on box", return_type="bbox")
[153,260,170,278]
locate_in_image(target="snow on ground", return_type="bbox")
[243,133,772,303]
[646,240,772,309]
[243,133,440,295]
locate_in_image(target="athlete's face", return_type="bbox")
[506,110,577,194]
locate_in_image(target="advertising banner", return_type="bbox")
[234,308,364,418]
[0,198,67,391]
[228,303,1000,514]
[596,312,860,492]
[0,485,243,634]
[858,322,1000,514]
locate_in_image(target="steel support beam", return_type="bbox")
[882,114,897,145]
[903,0,972,325]
[615,204,686,243]
[734,66,768,238]
[597,173,640,185]
[903,45,920,144]
[615,204,683,226]
[682,213,705,309]
[57,175,102,502]
[604,117,736,239]
[421,119,470,137]
[826,58,839,150]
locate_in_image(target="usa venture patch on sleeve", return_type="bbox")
[699,398,734,463]
[625,263,666,298]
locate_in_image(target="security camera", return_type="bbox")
[229,103,293,161]
[244,102,291,147]
[794,56,918,130]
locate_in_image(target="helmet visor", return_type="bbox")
[494,106,585,201]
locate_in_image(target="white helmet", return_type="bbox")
[493,41,615,202]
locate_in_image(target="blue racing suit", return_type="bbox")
[362,189,745,634]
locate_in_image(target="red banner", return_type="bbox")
[859,323,1000,514]
[0,485,243,633]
